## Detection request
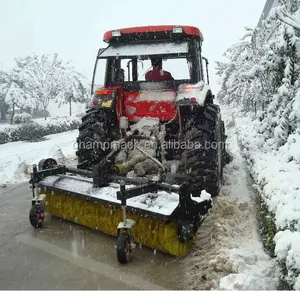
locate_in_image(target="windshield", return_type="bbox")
[92,55,192,92]
[91,40,199,92]
[92,42,194,91]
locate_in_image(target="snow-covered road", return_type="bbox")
[0,112,279,289]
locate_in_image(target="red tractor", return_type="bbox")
[76,25,228,197]
[28,25,230,263]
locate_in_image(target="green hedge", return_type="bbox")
[0,119,80,144]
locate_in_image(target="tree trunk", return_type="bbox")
[10,103,15,125]
[43,106,47,120]
[69,97,72,116]
[0,106,7,121]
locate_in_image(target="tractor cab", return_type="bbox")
[91,25,212,122]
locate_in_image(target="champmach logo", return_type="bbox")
[74,140,227,151]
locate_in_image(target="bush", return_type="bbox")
[13,112,32,124]
[0,117,81,144]
[0,131,10,144]
[11,122,45,142]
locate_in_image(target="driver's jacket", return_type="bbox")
[145,68,174,81]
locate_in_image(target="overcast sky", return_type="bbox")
[0,0,266,92]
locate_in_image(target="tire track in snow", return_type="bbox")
[180,108,278,290]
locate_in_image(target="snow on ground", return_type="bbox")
[229,105,300,289]
[181,105,278,290]
[0,130,78,187]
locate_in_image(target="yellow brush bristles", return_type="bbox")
[41,189,195,256]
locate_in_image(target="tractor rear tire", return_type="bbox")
[181,104,225,197]
[76,107,118,170]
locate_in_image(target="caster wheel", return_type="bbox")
[117,233,131,264]
[38,158,57,171]
[29,204,45,228]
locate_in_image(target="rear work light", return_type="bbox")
[179,83,204,93]
[173,26,183,33]
[96,89,115,95]
[111,30,121,37]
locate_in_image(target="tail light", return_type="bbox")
[96,89,115,95]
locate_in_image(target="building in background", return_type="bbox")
[256,0,281,41]
[257,0,279,27]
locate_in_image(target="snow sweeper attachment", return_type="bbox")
[29,157,212,263]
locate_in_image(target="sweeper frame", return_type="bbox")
[29,158,212,264]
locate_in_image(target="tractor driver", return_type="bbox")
[145,57,174,81]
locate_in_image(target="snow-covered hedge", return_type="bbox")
[13,112,32,124]
[0,116,81,144]
[229,108,300,290]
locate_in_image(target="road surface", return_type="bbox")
[0,183,186,290]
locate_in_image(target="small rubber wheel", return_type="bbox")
[29,204,45,228]
[117,233,131,264]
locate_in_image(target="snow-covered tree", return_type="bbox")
[58,71,89,116]
[0,71,10,121]
[217,0,300,148]
[5,80,31,124]
[0,70,32,124]
[12,53,87,118]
